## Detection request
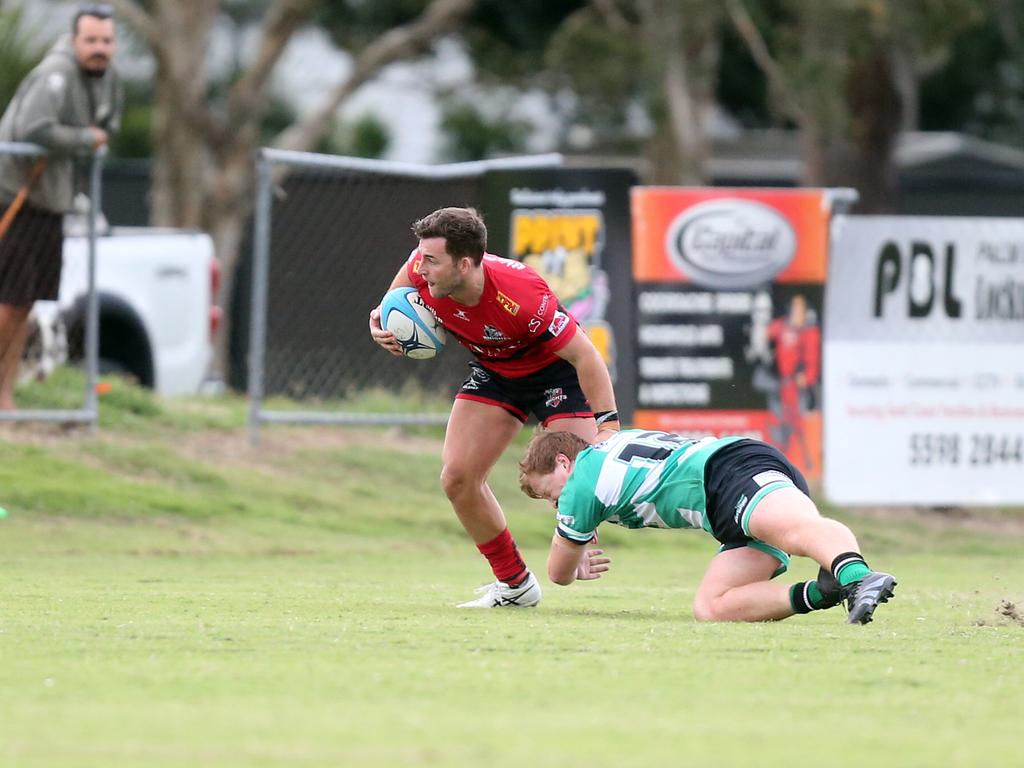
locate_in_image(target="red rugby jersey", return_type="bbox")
[405,251,577,378]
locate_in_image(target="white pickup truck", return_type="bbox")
[26,223,220,396]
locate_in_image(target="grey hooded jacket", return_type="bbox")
[0,33,122,213]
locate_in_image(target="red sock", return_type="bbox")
[477,528,528,586]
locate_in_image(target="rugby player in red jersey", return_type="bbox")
[368,207,620,607]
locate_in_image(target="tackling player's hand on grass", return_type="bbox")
[576,548,610,581]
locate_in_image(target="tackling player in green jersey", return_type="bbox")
[518,429,897,624]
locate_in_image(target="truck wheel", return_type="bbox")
[63,296,155,389]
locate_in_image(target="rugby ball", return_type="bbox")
[379,287,446,359]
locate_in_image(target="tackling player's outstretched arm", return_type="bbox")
[555,332,620,441]
[369,262,418,356]
[547,534,610,585]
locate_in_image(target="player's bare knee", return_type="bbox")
[776,526,810,555]
[692,595,717,622]
[439,463,477,501]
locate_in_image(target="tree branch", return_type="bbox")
[724,0,808,126]
[224,0,319,137]
[109,0,226,144]
[590,0,631,32]
[274,0,477,153]
[106,0,160,47]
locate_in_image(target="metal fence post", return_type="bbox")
[84,145,107,431]
[247,153,274,446]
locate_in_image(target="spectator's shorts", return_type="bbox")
[0,201,63,306]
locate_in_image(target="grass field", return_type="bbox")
[1,375,1022,767]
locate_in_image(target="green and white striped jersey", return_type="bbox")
[555,430,743,544]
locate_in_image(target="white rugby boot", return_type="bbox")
[456,571,542,608]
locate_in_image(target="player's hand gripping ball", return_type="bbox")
[379,287,446,359]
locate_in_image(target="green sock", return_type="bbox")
[806,580,828,607]
[790,580,834,613]
[831,552,871,587]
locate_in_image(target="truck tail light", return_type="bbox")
[210,256,222,340]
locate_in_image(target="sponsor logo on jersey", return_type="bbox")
[548,310,570,337]
[733,494,749,524]
[535,293,551,318]
[483,325,510,342]
[544,387,567,408]
[556,513,576,526]
[752,470,792,487]
[411,257,422,275]
[528,317,542,333]
[496,291,521,316]
[453,309,470,321]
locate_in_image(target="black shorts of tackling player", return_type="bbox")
[456,359,593,426]
[703,438,810,555]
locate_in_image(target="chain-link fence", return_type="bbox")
[0,142,101,426]
[245,148,563,443]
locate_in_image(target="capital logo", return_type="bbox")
[665,199,796,288]
[496,291,520,316]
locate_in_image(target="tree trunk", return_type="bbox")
[147,0,217,227]
[120,0,482,385]
[845,47,902,213]
[637,0,721,184]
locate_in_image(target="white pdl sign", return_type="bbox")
[825,216,1024,505]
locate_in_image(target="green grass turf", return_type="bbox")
[1,376,1022,766]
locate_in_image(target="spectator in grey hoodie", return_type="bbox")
[0,3,121,410]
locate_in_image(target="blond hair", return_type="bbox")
[518,430,590,498]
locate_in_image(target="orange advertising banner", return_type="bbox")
[632,187,830,284]
[630,187,841,483]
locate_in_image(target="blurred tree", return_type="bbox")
[110,82,308,160]
[470,0,728,183]
[106,0,476,382]
[438,102,529,161]
[0,2,46,108]
[109,81,153,158]
[321,113,391,157]
[725,0,987,211]
[919,0,1024,146]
